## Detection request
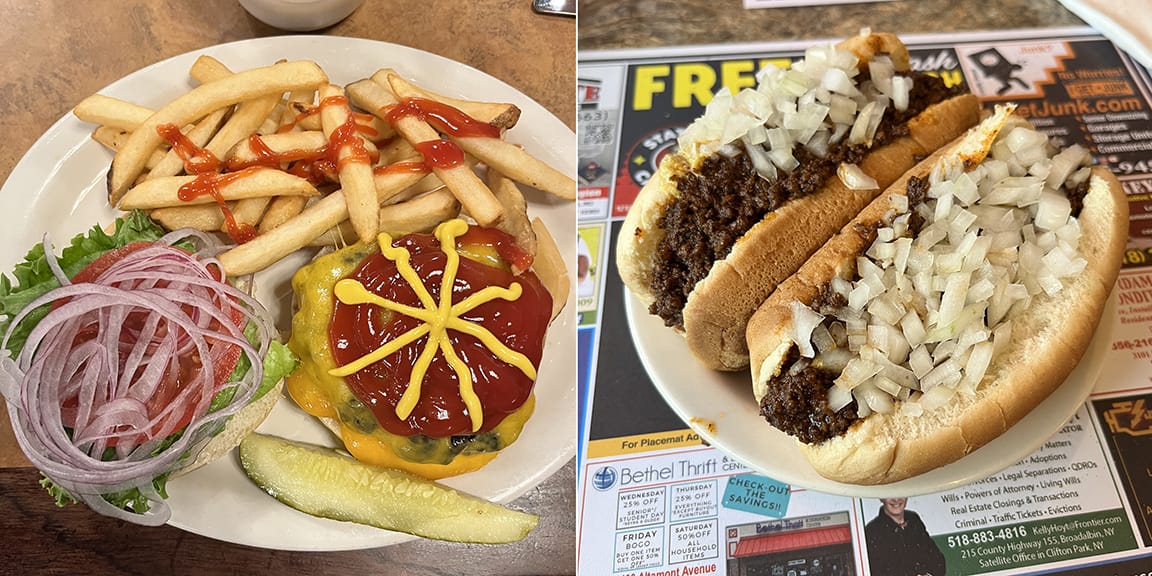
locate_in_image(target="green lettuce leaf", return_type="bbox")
[0,211,169,354]
[97,431,184,512]
[39,473,78,507]
[208,324,299,413]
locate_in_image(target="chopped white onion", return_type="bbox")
[814,347,853,373]
[811,322,836,354]
[743,138,778,181]
[827,383,854,412]
[770,148,800,173]
[822,68,862,98]
[919,384,956,410]
[678,38,896,178]
[891,75,912,111]
[790,301,825,358]
[1034,191,1072,231]
[838,163,880,190]
[873,374,903,397]
[937,272,970,327]
[805,128,831,158]
[856,382,895,414]
[836,356,882,390]
[828,93,858,125]
[782,113,1092,425]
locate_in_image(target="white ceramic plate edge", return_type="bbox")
[626,286,1115,498]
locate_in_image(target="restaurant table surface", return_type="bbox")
[0,1,573,575]
[578,0,1085,50]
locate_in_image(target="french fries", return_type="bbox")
[107,60,328,204]
[487,168,536,272]
[73,94,155,131]
[150,204,226,231]
[388,75,576,201]
[369,69,521,129]
[227,131,327,165]
[318,83,378,242]
[118,168,318,210]
[308,188,461,247]
[74,55,574,299]
[145,108,230,180]
[218,163,428,275]
[347,77,505,228]
[530,217,571,322]
[259,196,309,233]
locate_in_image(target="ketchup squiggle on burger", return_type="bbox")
[287,218,552,479]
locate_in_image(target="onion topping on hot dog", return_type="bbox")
[649,40,964,329]
[618,31,981,373]
[747,105,1126,485]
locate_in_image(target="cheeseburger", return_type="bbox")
[287,219,553,479]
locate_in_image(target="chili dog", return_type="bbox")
[747,105,1127,484]
[617,30,981,371]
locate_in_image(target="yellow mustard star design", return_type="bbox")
[327,219,537,432]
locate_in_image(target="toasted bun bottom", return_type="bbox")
[173,378,285,477]
[618,92,980,371]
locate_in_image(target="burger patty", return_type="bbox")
[336,395,512,464]
[649,72,963,329]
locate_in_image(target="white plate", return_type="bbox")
[626,289,1115,498]
[0,36,577,551]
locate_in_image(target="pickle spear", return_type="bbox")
[238,433,538,543]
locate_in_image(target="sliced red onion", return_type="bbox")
[0,230,276,526]
[43,234,71,286]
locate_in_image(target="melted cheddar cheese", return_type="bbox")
[286,228,539,479]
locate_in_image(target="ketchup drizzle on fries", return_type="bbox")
[320,95,373,172]
[276,105,320,133]
[157,123,221,174]
[385,97,501,139]
[374,161,429,176]
[176,167,262,244]
[157,123,257,244]
[225,134,326,172]
[287,159,333,184]
[350,111,380,140]
[413,139,465,169]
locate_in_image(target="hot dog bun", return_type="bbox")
[617,31,980,371]
[747,106,1127,484]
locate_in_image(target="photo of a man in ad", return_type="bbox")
[865,498,946,576]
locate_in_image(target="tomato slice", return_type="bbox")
[70,241,155,284]
[61,242,246,447]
